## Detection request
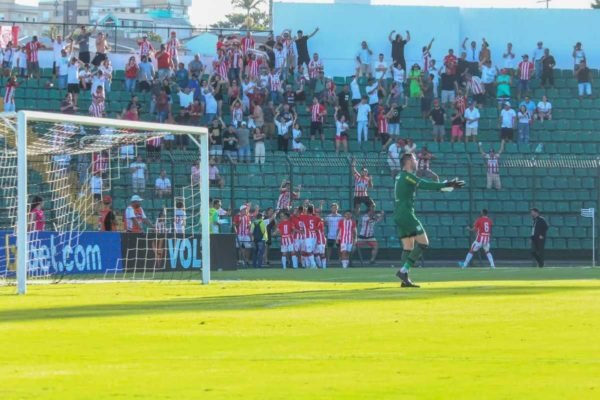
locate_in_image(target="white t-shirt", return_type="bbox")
[177,90,194,108]
[13,50,23,68]
[500,109,517,128]
[350,79,361,100]
[532,47,544,62]
[357,48,371,65]
[67,63,80,84]
[366,83,379,104]
[90,175,102,194]
[174,209,186,234]
[155,177,171,190]
[58,56,69,76]
[130,162,147,179]
[537,101,552,113]
[336,120,349,136]
[53,41,64,62]
[481,65,497,84]
[464,107,480,128]
[373,61,388,80]
[325,213,343,240]
[203,90,218,114]
[356,103,371,122]
[391,67,405,84]
[503,52,516,69]
[404,143,416,154]
[275,119,293,136]
[91,75,106,93]
[518,111,530,124]
[574,49,586,65]
[292,128,303,151]
[388,143,402,162]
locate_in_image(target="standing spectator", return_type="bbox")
[223,125,239,162]
[479,141,505,190]
[334,106,349,154]
[519,96,536,121]
[291,121,306,152]
[154,169,172,199]
[531,41,544,80]
[404,138,417,154]
[465,73,485,107]
[502,42,516,75]
[91,32,110,67]
[356,41,373,77]
[125,195,154,233]
[575,61,593,99]
[540,48,556,88]
[530,208,549,268]
[155,44,173,81]
[428,60,440,97]
[536,95,552,122]
[137,34,155,60]
[416,146,439,181]
[188,54,204,77]
[440,67,458,108]
[60,93,77,114]
[387,137,403,178]
[373,53,389,83]
[155,89,170,123]
[387,98,407,138]
[356,96,371,145]
[443,49,457,76]
[251,213,268,268]
[88,85,106,118]
[253,128,266,164]
[130,155,148,195]
[3,75,18,112]
[236,121,251,163]
[517,55,534,98]
[496,68,512,109]
[29,196,45,232]
[455,89,467,117]
[24,36,46,80]
[137,55,154,93]
[420,73,434,119]
[450,110,464,144]
[480,60,497,103]
[357,208,384,264]
[572,42,586,70]
[462,38,481,76]
[294,28,319,68]
[388,30,410,70]
[191,160,201,185]
[308,53,323,86]
[390,66,406,103]
[76,25,93,65]
[263,100,276,140]
[464,101,480,143]
[89,171,103,201]
[165,31,180,66]
[499,102,517,142]
[408,64,422,98]
[98,195,117,232]
[209,159,225,188]
[479,39,491,64]
[13,45,24,78]
[337,84,352,123]
[56,47,70,90]
[421,38,434,73]
[366,77,380,113]
[124,56,138,93]
[241,31,255,55]
[517,105,531,144]
[50,33,64,78]
[209,117,224,163]
[308,96,326,147]
[429,99,446,143]
[175,62,189,89]
[351,158,375,215]
[275,109,294,153]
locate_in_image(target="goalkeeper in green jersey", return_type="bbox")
[394,153,465,287]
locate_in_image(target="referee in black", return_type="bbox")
[530,208,549,267]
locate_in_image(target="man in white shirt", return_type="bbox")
[67,57,82,106]
[51,34,65,78]
[531,41,544,80]
[155,169,172,199]
[464,102,480,142]
[355,41,373,77]
[130,155,148,194]
[387,137,403,177]
[356,96,371,144]
[365,77,379,109]
[480,60,497,102]
[89,171,103,201]
[499,102,517,142]
[373,53,388,83]
[203,87,218,124]
[503,42,516,73]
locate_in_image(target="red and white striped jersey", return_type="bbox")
[354,172,370,197]
[4,82,17,104]
[359,214,379,238]
[246,59,260,79]
[25,41,42,62]
[316,218,326,245]
[422,50,431,73]
[269,74,281,92]
[236,214,251,236]
[455,95,467,115]
[89,93,105,117]
[468,76,484,95]
[166,38,179,58]
[518,61,534,80]
[138,40,153,56]
[241,37,255,54]
[485,153,500,174]
[228,49,243,69]
[278,220,294,247]
[301,215,319,239]
[377,111,388,134]
[92,152,108,174]
[216,60,229,80]
[277,189,290,210]
[474,216,493,243]
[337,218,356,244]
[311,103,326,123]
[293,215,305,240]
[308,59,323,79]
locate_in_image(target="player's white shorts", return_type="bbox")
[470,240,490,253]
[280,243,294,253]
[340,243,353,252]
[237,235,252,249]
[316,243,326,255]
[304,237,316,253]
[294,238,304,252]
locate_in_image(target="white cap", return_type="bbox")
[504,101,511,107]
[240,205,247,211]
[131,195,143,202]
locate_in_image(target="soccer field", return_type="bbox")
[1,267,599,400]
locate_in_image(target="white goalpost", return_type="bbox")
[7,110,210,294]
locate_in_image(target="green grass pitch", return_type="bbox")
[1,267,599,399]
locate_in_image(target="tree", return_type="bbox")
[210,11,270,30]
[231,0,266,16]
[593,0,600,8]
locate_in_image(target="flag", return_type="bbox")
[581,208,595,218]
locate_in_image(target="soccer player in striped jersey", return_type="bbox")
[315,207,327,268]
[276,211,295,269]
[290,206,305,268]
[300,204,320,268]
[337,211,357,269]
[459,209,495,269]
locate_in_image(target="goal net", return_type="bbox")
[0,111,210,294]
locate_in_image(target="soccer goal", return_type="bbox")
[0,111,210,294]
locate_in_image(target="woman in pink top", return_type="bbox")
[29,196,45,231]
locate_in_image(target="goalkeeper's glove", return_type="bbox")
[441,178,466,192]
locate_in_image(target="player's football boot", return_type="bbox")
[458,262,466,269]
[396,270,420,288]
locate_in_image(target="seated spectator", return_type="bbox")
[517,105,531,144]
[130,155,148,195]
[60,92,77,114]
[209,159,224,188]
[223,125,239,163]
[575,60,592,99]
[188,54,204,77]
[154,169,172,199]
[292,121,306,152]
[536,95,552,122]
[176,62,189,88]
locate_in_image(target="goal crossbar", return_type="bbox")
[14,111,211,294]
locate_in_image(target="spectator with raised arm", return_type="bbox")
[389,30,410,70]
[479,140,505,190]
[294,27,319,69]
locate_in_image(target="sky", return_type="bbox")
[13,0,595,27]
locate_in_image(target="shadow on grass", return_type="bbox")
[1,283,598,324]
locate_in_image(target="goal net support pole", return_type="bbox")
[15,110,210,294]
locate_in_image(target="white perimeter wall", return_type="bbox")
[274,2,600,77]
